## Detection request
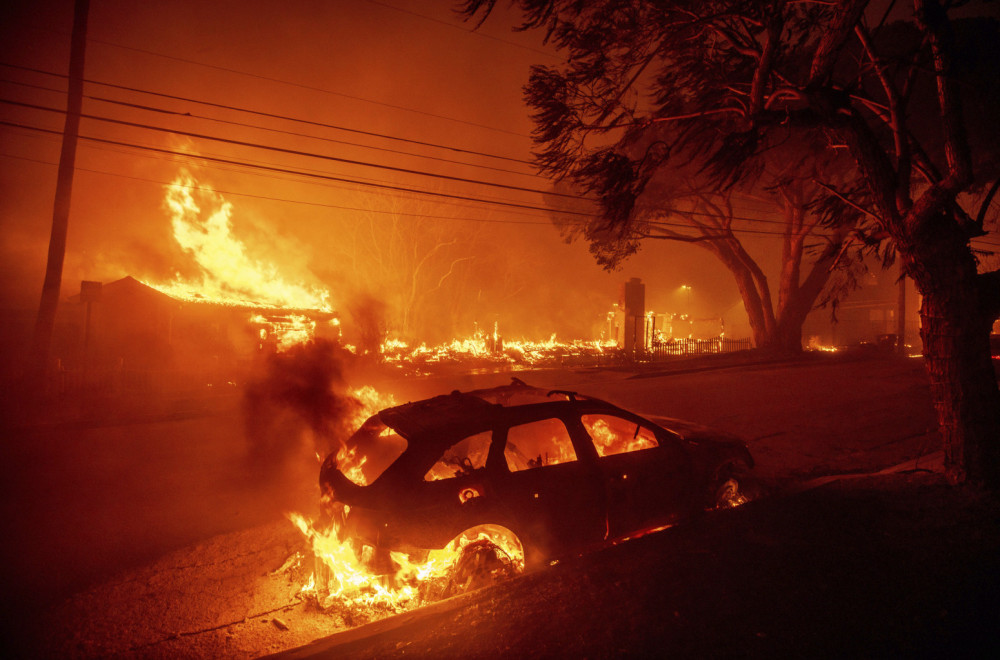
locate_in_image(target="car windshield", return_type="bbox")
[340,416,408,486]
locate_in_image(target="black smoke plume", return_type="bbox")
[242,338,360,471]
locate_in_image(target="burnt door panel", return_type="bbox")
[492,417,605,561]
[581,414,688,538]
[392,430,497,549]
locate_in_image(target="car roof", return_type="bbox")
[376,378,622,442]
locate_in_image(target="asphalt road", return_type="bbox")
[270,472,1000,659]
[2,351,961,657]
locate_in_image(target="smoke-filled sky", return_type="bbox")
[0,0,770,342]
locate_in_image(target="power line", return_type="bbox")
[0,62,536,167]
[1,144,810,242]
[0,151,564,226]
[7,91,817,227]
[87,37,531,137]
[0,120,842,240]
[0,66,869,229]
[0,75,540,179]
[0,119,595,216]
[1,97,593,202]
[2,121,569,219]
[3,88,862,229]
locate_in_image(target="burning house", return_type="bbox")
[52,275,338,396]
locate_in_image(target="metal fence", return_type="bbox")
[644,337,753,360]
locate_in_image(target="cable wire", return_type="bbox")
[1,97,592,201]
[0,62,536,166]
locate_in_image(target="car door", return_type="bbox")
[490,415,606,561]
[580,412,689,539]
[400,430,500,549]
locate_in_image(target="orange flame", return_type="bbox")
[142,170,337,350]
[290,514,523,612]
[380,331,615,367]
[148,171,332,313]
[290,385,522,612]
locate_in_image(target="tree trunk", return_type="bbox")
[703,242,771,350]
[903,227,1000,487]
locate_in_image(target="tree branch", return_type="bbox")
[808,0,869,86]
[749,15,784,116]
[855,23,912,211]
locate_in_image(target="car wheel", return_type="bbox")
[444,538,522,596]
[708,462,754,510]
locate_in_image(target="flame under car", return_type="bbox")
[319,379,753,576]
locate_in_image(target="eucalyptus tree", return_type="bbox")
[462,0,1000,486]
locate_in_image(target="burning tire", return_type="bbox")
[444,538,522,597]
[708,461,755,510]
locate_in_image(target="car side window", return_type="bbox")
[504,418,577,472]
[582,414,659,457]
[424,431,492,481]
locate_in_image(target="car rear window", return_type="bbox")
[424,431,492,481]
[504,418,577,472]
[582,414,659,457]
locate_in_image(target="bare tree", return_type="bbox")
[330,193,494,343]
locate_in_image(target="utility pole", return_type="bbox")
[30,0,90,388]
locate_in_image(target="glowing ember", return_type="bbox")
[251,313,317,351]
[380,329,615,368]
[714,478,749,509]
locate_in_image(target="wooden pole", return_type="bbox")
[30,0,90,388]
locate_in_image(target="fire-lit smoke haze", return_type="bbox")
[0,0,755,351]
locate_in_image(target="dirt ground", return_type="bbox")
[5,351,998,658]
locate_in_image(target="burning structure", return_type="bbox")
[605,278,749,360]
[47,275,338,399]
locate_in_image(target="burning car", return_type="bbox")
[318,378,753,583]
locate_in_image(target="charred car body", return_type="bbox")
[320,379,753,572]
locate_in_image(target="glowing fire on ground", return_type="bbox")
[379,329,616,368]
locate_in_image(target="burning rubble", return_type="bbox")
[377,323,616,371]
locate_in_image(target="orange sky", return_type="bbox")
[0,0,771,342]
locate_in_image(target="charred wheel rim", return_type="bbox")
[710,463,753,510]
